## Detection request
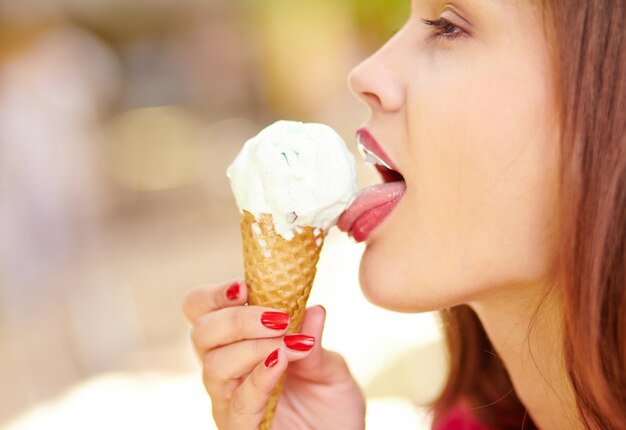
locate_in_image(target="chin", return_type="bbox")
[357,230,485,314]
[357,240,446,314]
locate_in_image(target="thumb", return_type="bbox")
[290,305,352,383]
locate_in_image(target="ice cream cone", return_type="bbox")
[229,120,356,428]
[240,209,325,429]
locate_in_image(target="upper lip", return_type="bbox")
[356,128,400,173]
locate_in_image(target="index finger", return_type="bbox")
[182,280,248,323]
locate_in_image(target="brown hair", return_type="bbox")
[432,1,625,429]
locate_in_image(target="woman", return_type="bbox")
[182,0,625,428]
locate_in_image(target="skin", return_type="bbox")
[184,0,582,428]
[349,0,580,428]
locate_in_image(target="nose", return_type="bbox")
[348,37,405,114]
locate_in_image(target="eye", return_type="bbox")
[421,17,466,42]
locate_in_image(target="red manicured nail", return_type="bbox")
[226,282,240,300]
[284,334,315,352]
[265,348,280,368]
[261,312,290,330]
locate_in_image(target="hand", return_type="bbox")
[182,280,366,430]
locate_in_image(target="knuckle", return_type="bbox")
[202,353,220,380]
[202,370,217,394]
[189,325,200,347]
[189,321,210,356]
[202,368,235,401]
[230,389,250,415]
[254,339,273,356]
[202,352,242,386]
[230,307,248,335]
[250,372,265,393]
[181,290,196,321]
[248,369,266,395]
[327,350,348,369]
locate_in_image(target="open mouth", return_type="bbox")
[337,129,406,242]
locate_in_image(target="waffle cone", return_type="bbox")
[240,210,325,429]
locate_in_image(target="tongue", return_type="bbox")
[337,181,406,236]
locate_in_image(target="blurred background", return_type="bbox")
[0,0,448,428]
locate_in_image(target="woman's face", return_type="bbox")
[344,0,560,312]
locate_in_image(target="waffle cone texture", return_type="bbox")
[240,210,325,429]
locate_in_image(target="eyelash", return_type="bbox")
[421,17,465,42]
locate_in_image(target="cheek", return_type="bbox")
[431,62,558,274]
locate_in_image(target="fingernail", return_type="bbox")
[261,311,289,330]
[265,348,280,368]
[226,282,240,300]
[284,334,315,352]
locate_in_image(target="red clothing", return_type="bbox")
[432,401,497,430]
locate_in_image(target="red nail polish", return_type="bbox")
[265,348,280,368]
[226,282,240,300]
[284,334,315,352]
[260,312,289,330]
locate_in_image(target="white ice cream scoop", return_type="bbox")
[227,120,358,240]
